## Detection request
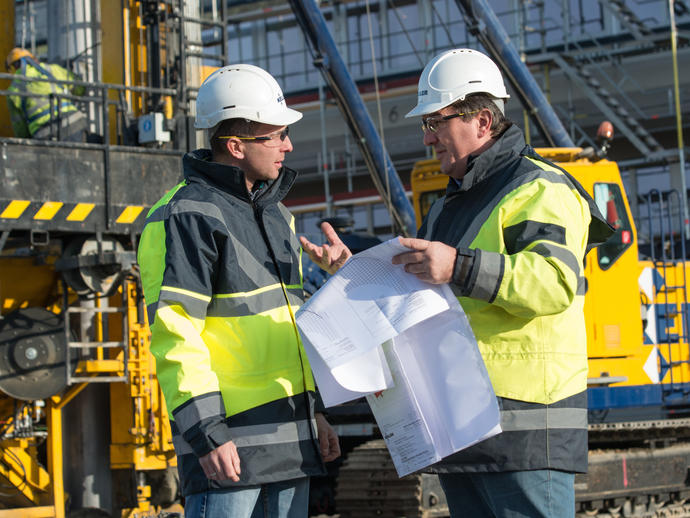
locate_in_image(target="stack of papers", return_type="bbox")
[296,238,501,476]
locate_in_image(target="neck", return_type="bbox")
[209,151,255,192]
[476,136,497,156]
[453,137,497,180]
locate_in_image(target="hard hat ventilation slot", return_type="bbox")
[223,105,236,109]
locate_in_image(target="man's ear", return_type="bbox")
[225,138,245,160]
[476,109,493,138]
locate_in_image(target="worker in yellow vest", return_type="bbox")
[6,47,87,142]
[138,64,340,518]
[302,48,614,518]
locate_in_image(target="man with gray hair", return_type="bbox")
[303,48,611,517]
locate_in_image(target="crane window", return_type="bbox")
[593,182,633,270]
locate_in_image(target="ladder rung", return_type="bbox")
[69,341,126,348]
[67,307,126,313]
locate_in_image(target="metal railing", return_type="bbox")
[0,71,185,145]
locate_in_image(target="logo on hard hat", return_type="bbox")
[277,95,285,104]
[418,89,428,97]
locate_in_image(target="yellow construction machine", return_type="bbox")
[0,1,189,516]
[0,261,178,518]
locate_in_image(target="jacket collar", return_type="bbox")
[183,149,297,205]
[443,127,615,250]
[448,124,524,194]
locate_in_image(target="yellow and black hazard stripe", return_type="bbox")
[0,200,148,231]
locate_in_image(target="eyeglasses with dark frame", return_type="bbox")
[421,110,480,134]
[218,126,290,146]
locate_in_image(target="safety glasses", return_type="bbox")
[421,110,479,133]
[219,126,290,147]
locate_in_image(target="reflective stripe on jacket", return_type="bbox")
[430,392,589,473]
[137,150,325,494]
[420,125,612,473]
[7,59,85,137]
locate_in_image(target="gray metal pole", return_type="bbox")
[669,0,688,238]
[318,80,332,217]
[48,0,101,134]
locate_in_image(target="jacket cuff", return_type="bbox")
[183,416,234,458]
[452,247,477,296]
[459,248,505,303]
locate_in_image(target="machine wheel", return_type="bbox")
[0,307,72,400]
[61,236,128,296]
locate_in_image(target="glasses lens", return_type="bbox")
[260,127,289,147]
[422,118,438,134]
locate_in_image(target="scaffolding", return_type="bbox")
[8,0,690,237]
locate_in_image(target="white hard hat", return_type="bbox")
[195,64,302,129]
[405,48,510,118]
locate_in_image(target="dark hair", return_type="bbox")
[210,118,259,155]
[451,93,512,138]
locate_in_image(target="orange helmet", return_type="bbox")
[5,48,33,71]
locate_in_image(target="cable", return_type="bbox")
[0,444,28,496]
[364,0,393,234]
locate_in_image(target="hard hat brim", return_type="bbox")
[404,100,455,119]
[258,106,303,127]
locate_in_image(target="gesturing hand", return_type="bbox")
[300,222,353,275]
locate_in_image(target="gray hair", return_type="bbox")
[451,93,512,138]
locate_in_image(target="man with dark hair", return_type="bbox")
[138,63,339,518]
[302,48,611,517]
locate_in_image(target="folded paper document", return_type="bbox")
[296,238,501,476]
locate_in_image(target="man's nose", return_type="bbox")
[282,135,294,152]
[423,130,437,146]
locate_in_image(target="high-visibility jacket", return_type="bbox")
[7,57,85,138]
[420,125,612,474]
[137,150,325,495]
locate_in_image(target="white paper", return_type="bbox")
[296,237,501,476]
[302,333,393,407]
[366,340,440,475]
[298,238,450,369]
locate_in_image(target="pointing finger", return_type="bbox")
[320,222,343,246]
